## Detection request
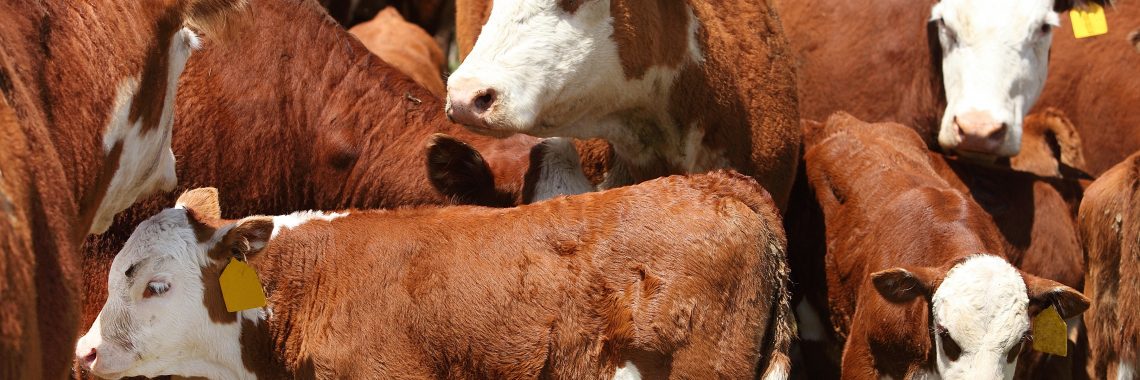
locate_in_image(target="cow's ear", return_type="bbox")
[872,267,940,302]
[177,187,222,220]
[223,217,274,258]
[1025,274,1090,319]
[184,0,250,42]
[426,134,499,205]
[1054,0,1108,13]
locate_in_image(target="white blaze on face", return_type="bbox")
[930,255,1029,380]
[932,0,1059,157]
[91,28,200,234]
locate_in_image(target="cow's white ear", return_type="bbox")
[871,266,941,302]
[930,2,945,21]
[223,217,274,257]
[176,187,221,220]
[1025,274,1090,319]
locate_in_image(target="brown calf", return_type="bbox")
[800,112,1088,379]
[79,0,535,368]
[349,6,446,96]
[0,1,245,377]
[1079,151,1140,379]
[78,172,795,379]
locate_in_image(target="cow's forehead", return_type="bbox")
[932,255,1029,343]
[938,0,1055,30]
[112,209,204,273]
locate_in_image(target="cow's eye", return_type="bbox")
[936,19,958,46]
[939,328,963,361]
[1039,23,1053,35]
[144,281,170,298]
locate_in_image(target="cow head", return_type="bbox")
[445,0,694,139]
[931,0,1096,158]
[85,0,248,234]
[872,255,1089,379]
[75,188,273,379]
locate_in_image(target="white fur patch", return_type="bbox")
[762,361,790,380]
[612,361,642,380]
[931,0,1057,157]
[271,210,349,239]
[92,28,201,234]
[931,255,1027,380]
[527,137,595,203]
[1118,362,1136,380]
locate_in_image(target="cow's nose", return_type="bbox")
[953,111,1008,154]
[446,77,498,127]
[76,346,97,370]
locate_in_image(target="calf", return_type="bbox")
[79,0,536,359]
[1079,151,1140,380]
[773,0,1109,160]
[802,112,1088,379]
[446,0,801,209]
[349,6,447,96]
[77,172,795,379]
[0,0,245,377]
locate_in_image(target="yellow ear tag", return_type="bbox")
[219,258,267,312]
[1031,306,1068,356]
[1070,3,1108,39]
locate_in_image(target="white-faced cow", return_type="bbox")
[0,0,246,377]
[445,0,801,209]
[77,172,795,379]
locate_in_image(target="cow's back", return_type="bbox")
[1080,151,1140,379]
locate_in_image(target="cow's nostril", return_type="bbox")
[473,89,496,113]
[81,348,97,366]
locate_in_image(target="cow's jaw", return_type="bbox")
[930,255,1029,380]
[76,209,259,380]
[91,28,200,234]
[932,0,1058,158]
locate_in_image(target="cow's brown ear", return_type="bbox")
[177,187,222,220]
[184,0,250,42]
[871,267,940,302]
[425,134,501,205]
[223,217,274,258]
[1025,274,1090,319]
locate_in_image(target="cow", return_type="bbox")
[1035,2,1140,175]
[445,0,801,210]
[795,112,1089,379]
[76,172,796,379]
[771,0,1110,161]
[77,0,542,365]
[0,0,246,377]
[349,6,447,96]
[1079,151,1140,380]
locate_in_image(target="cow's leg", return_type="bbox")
[524,137,595,203]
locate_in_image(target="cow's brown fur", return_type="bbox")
[1080,151,1140,379]
[0,0,244,377]
[455,0,492,61]
[1010,108,1087,179]
[79,0,534,371]
[349,6,446,96]
[186,172,795,379]
[800,112,1087,379]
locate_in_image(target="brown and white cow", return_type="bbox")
[445,0,801,209]
[349,6,447,96]
[0,1,246,377]
[77,172,796,379]
[800,112,1088,379]
[773,0,1108,159]
[78,0,539,361]
[1079,151,1140,380]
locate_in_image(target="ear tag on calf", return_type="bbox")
[1031,306,1068,356]
[219,258,267,312]
[1070,3,1108,39]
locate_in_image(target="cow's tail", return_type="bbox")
[757,238,795,380]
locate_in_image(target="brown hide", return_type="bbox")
[204,172,794,378]
[0,0,244,378]
[79,1,534,376]
[349,7,446,96]
[1080,151,1140,379]
[802,113,1006,379]
[1037,2,1140,175]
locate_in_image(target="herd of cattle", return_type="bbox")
[0,0,1137,379]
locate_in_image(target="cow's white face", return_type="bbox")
[932,0,1059,158]
[447,0,622,137]
[930,255,1028,380]
[91,28,200,234]
[75,207,259,379]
